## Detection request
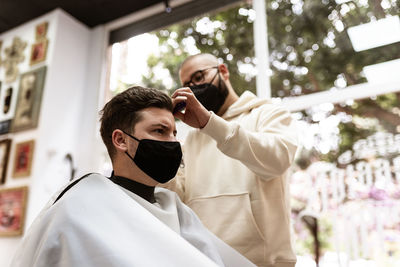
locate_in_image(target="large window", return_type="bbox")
[270,1,400,265]
[265,0,400,98]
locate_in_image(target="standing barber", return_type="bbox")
[168,53,298,267]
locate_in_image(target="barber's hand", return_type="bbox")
[172,87,211,129]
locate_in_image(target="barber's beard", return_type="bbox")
[217,77,229,111]
[221,79,229,95]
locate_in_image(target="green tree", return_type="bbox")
[148,6,257,96]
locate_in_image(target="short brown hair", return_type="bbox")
[99,86,173,159]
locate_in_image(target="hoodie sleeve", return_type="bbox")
[200,105,298,180]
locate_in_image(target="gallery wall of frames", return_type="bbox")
[0,20,49,238]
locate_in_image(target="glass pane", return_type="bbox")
[266,1,400,97]
[291,92,400,266]
[108,1,255,100]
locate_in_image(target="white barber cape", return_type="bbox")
[11,173,255,267]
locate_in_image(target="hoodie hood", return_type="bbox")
[222,91,272,120]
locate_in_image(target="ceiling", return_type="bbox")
[0,0,166,34]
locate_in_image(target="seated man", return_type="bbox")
[11,86,255,267]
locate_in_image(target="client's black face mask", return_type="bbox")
[123,131,182,184]
[189,71,228,114]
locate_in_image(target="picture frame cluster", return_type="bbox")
[0,21,49,237]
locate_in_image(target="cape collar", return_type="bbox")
[110,171,155,203]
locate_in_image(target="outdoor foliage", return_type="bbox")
[145,0,400,97]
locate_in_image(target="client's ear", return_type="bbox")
[112,129,128,153]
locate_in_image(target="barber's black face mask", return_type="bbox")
[189,71,228,114]
[123,131,182,184]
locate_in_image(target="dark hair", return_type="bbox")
[99,86,173,159]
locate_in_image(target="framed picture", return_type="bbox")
[0,40,2,65]
[0,186,28,236]
[3,86,13,115]
[12,140,35,178]
[3,37,27,84]
[0,80,2,111]
[35,22,48,41]
[11,66,46,132]
[0,139,11,184]
[29,39,48,66]
[0,120,11,135]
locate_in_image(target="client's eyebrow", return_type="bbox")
[151,123,169,128]
[151,123,177,135]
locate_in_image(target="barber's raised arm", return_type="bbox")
[200,107,298,180]
[172,87,298,180]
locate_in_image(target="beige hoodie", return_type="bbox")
[166,91,298,267]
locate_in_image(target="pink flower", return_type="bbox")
[368,187,388,201]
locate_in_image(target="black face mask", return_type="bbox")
[189,71,228,114]
[123,131,182,184]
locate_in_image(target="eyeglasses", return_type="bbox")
[183,66,218,87]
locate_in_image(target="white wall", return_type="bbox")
[75,25,109,177]
[0,9,106,266]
